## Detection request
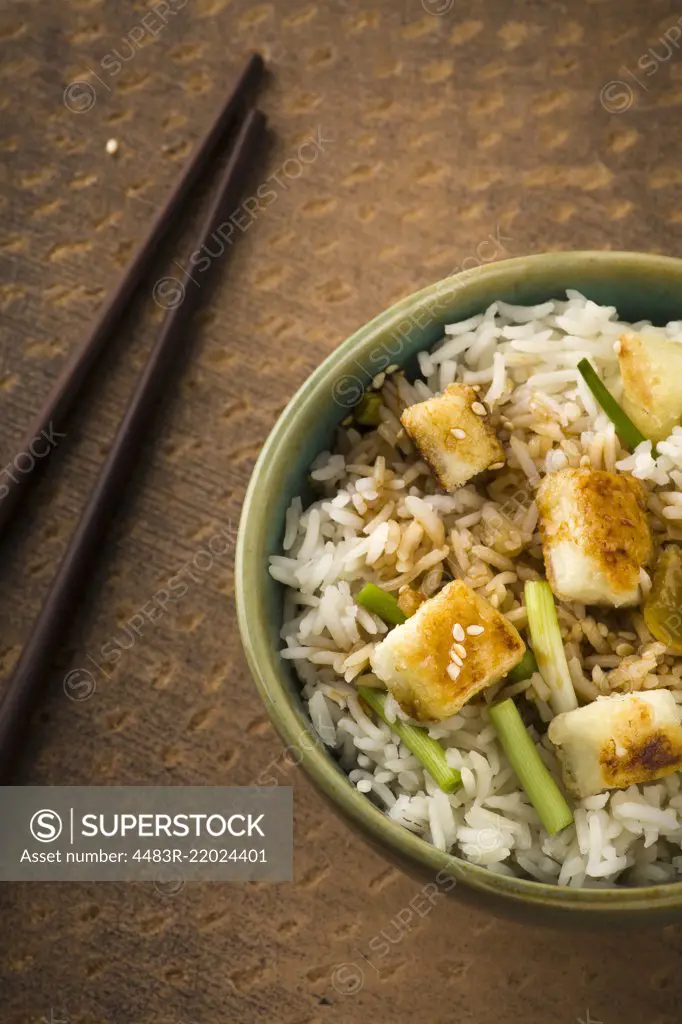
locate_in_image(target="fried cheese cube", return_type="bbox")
[547,690,682,799]
[369,579,525,721]
[536,468,652,608]
[400,383,505,492]
[618,331,682,443]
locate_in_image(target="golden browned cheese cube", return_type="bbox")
[548,690,682,799]
[536,468,652,607]
[618,331,682,443]
[400,383,505,492]
[369,580,525,721]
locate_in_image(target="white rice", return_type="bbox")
[270,291,682,887]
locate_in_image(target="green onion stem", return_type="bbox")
[524,581,578,714]
[504,648,539,685]
[358,686,461,794]
[354,392,383,427]
[488,698,573,836]
[577,358,654,454]
[356,583,406,626]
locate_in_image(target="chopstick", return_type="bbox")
[0,107,267,781]
[0,53,264,537]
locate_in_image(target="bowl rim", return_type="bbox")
[236,251,682,914]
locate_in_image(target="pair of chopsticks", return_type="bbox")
[0,53,267,780]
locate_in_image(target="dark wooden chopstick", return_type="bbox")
[0,53,264,537]
[0,107,267,781]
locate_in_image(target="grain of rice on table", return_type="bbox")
[270,291,682,887]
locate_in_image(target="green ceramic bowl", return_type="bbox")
[236,252,682,925]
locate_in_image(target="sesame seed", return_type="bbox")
[105,138,119,155]
[372,372,386,389]
[489,461,505,470]
[447,663,461,681]
[452,623,465,642]
[451,428,467,440]
[450,650,463,667]
[472,401,487,417]
[467,624,484,636]
[453,642,467,659]
[386,364,399,374]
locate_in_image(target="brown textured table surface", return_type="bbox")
[2,0,682,1021]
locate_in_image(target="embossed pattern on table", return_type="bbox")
[1,1,682,1022]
